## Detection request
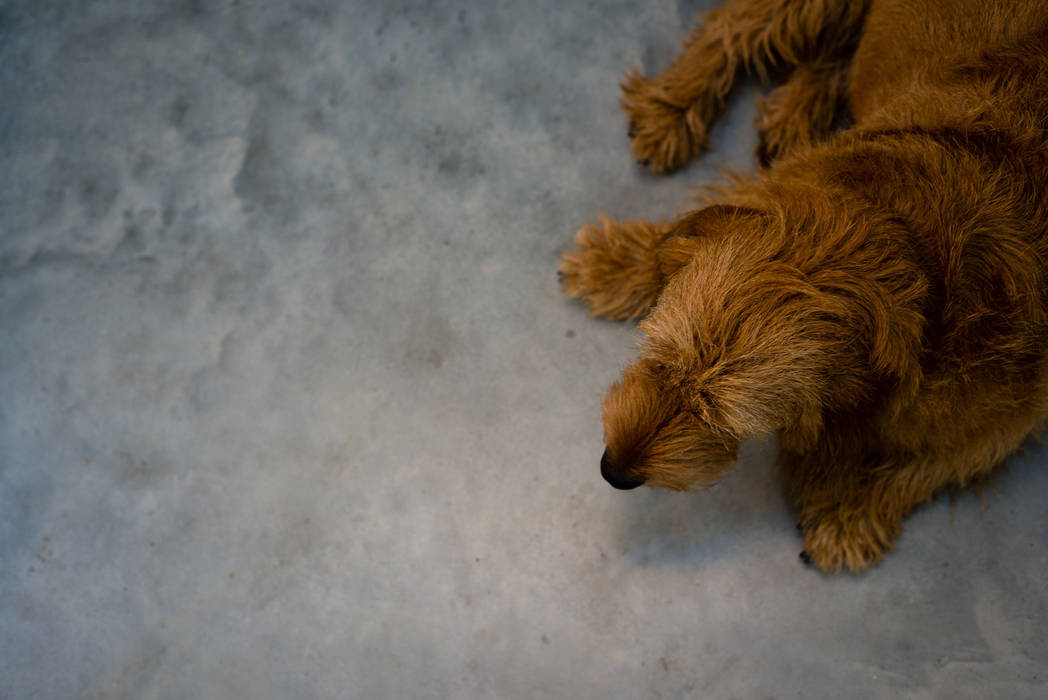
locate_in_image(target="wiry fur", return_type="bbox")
[560,0,1048,572]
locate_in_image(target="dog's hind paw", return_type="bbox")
[559,216,671,320]
[621,70,709,174]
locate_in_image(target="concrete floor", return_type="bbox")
[2,1,1046,698]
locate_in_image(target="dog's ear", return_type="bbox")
[681,361,826,441]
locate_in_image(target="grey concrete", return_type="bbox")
[1,1,1045,698]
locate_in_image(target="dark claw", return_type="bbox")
[796,521,803,533]
[637,158,650,168]
[799,550,812,565]
[628,121,637,138]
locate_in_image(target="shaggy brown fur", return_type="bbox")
[559,0,1048,572]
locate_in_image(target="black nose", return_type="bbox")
[601,450,645,490]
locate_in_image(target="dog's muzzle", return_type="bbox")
[601,450,645,490]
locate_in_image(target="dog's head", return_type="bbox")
[600,358,741,490]
[599,252,835,491]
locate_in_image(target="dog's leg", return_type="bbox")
[754,60,849,167]
[787,408,1040,573]
[558,216,675,320]
[796,482,906,574]
[789,454,993,573]
[623,0,868,173]
[782,451,909,573]
[560,204,767,319]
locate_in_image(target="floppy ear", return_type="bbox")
[682,355,827,441]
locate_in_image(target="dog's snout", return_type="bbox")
[601,450,645,490]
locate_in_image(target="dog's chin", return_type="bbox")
[644,477,715,493]
[641,461,732,492]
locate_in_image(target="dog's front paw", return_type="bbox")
[559,216,669,320]
[621,70,709,174]
[800,509,899,573]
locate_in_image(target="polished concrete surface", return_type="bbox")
[2,1,1046,698]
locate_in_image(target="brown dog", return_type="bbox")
[560,0,1048,572]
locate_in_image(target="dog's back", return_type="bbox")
[851,0,1048,129]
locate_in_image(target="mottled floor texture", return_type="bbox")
[1,1,1046,698]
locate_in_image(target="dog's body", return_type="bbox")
[560,0,1048,572]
